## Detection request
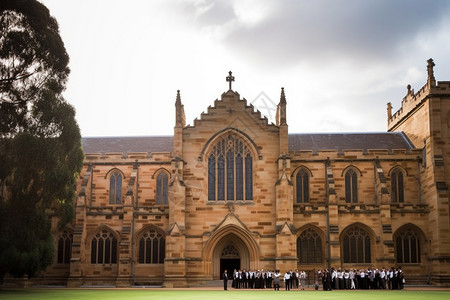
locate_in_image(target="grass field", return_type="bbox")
[1,289,450,300]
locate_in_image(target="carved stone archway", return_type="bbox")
[203,223,260,279]
[213,233,250,279]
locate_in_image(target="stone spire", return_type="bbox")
[427,58,436,88]
[276,87,287,126]
[175,90,185,127]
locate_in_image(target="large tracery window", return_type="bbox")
[91,229,117,264]
[57,230,73,264]
[297,228,322,263]
[391,168,404,203]
[396,229,421,264]
[343,226,371,263]
[156,172,169,205]
[208,134,253,201]
[109,171,122,204]
[345,168,358,203]
[296,168,309,203]
[138,228,165,264]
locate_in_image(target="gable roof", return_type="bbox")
[288,132,415,152]
[82,136,173,154]
[81,132,415,154]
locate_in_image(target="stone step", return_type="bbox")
[203,280,223,287]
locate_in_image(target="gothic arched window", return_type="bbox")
[91,229,117,264]
[138,228,165,264]
[297,228,322,263]
[345,168,358,203]
[109,171,122,204]
[296,168,309,203]
[57,230,73,264]
[391,168,404,203]
[156,172,169,205]
[343,226,371,263]
[208,135,253,201]
[396,229,421,264]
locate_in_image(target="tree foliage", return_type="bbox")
[0,0,83,280]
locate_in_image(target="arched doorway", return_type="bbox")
[220,245,240,279]
[212,233,250,279]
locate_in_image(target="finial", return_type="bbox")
[427,58,435,78]
[226,71,235,91]
[280,87,286,104]
[387,102,392,120]
[175,90,181,104]
[175,90,185,127]
[407,84,411,95]
[427,58,436,88]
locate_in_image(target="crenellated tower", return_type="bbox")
[387,58,450,285]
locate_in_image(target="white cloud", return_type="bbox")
[40,0,450,136]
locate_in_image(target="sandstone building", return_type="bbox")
[42,59,450,287]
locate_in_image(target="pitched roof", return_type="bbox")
[82,136,173,154]
[81,132,415,154]
[288,132,415,152]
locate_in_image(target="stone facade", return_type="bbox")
[38,59,449,287]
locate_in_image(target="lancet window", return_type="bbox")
[296,168,310,203]
[156,172,169,205]
[345,168,358,203]
[109,171,122,204]
[391,168,404,203]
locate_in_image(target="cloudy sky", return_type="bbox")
[41,0,450,137]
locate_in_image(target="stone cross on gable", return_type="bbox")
[226,71,235,90]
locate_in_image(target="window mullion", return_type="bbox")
[234,152,236,201]
[243,156,246,201]
[215,157,218,202]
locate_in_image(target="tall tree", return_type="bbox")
[0,0,83,280]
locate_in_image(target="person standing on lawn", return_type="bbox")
[223,269,228,290]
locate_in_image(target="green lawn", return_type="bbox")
[1,289,449,300]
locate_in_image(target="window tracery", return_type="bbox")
[396,229,420,263]
[57,230,72,264]
[138,228,165,264]
[297,228,322,263]
[343,226,371,263]
[91,229,117,264]
[208,134,253,201]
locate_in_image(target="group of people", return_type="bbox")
[317,267,405,290]
[222,269,307,291]
[223,267,406,291]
